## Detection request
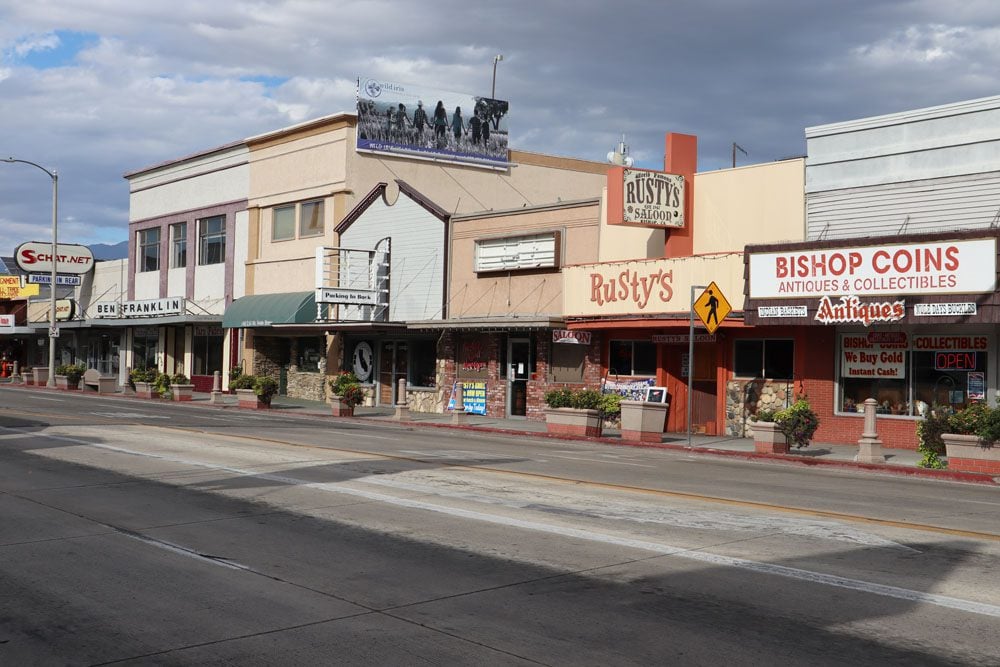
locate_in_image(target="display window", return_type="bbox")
[609,340,656,376]
[838,332,989,416]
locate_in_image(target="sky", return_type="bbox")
[2,0,1000,256]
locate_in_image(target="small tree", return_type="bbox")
[774,396,819,449]
[253,376,279,405]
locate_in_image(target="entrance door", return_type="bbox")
[663,343,718,434]
[378,341,409,405]
[507,338,530,418]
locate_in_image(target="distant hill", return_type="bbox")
[90,241,128,260]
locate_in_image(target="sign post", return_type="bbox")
[687,285,706,449]
[687,282,732,447]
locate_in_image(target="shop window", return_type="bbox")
[609,340,656,376]
[193,327,223,376]
[132,328,158,370]
[911,351,987,414]
[297,336,325,372]
[551,344,586,383]
[139,228,160,272]
[734,339,793,379]
[171,222,187,268]
[408,339,437,388]
[198,215,226,265]
[272,205,295,241]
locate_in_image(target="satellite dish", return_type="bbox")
[607,134,633,166]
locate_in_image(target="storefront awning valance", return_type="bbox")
[222,292,316,329]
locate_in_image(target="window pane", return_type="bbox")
[299,201,324,237]
[408,339,437,387]
[171,222,186,268]
[633,341,657,375]
[139,228,160,272]
[763,340,794,380]
[734,340,763,377]
[911,350,986,415]
[551,344,585,383]
[273,206,295,241]
[199,215,225,265]
[609,340,634,376]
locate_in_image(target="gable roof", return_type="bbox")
[336,179,449,235]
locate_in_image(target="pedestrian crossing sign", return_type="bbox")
[694,282,731,334]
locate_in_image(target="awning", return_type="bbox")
[222,291,316,328]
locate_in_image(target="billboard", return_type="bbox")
[357,77,509,168]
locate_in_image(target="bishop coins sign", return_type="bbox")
[694,281,732,334]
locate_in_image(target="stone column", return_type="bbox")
[393,377,410,420]
[452,381,467,423]
[210,370,224,404]
[855,398,886,463]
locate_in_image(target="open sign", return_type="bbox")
[934,352,977,371]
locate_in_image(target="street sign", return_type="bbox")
[49,326,60,338]
[693,281,732,334]
[27,274,82,286]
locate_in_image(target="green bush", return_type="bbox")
[752,408,776,423]
[129,367,158,384]
[543,388,574,409]
[774,397,819,449]
[947,402,1000,447]
[329,371,363,407]
[572,389,604,411]
[229,373,256,390]
[600,393,623,418]
[253,376,279,404]
[56,363,86,384]
[171,373,189,385]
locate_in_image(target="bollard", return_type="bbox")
[855,398,886,463]
[13,361,19,381]
[210,370,224,404]
[393,377,410,420]
[452,381,467,423]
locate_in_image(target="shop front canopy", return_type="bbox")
[222,291,316,328]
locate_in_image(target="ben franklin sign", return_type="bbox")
[607,166,685,228]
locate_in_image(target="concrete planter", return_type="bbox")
[330,396,355,417]
[32,366,49,386]
[620,400,668,442]
[545,408,603,438]
[172,384,195,401]
[134,381,156,399]
[942,433,1000,474]
[750,421,790,454]
[54,375,80,390]
[236,388,269,410]
[22,372,33,386]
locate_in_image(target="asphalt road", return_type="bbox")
[2,387,999,665]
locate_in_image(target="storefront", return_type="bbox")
[744,231,999,449]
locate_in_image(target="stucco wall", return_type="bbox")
[129,146,250,221]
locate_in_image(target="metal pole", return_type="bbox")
[48,171,58,387]
[688,285,706,449]
[491,54,503,98]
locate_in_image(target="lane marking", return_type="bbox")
[3,425,999,618]
[23,395,64,402]
[543,454,654,468]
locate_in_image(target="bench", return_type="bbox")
[83,368,118,394]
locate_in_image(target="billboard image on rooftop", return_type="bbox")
[357,77,509,168]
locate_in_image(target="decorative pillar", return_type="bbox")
[452,381,467,423]
[393,377,409,420]
[210,370,224,404]
[855,398,885,463]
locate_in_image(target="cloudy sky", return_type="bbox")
[2,1,999,256]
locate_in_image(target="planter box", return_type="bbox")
[943,433,1000,474]
[134,381,156,399]
[236,388,269,410]
[545,408,603,438]
[330,396,355,417]
[33,366,49,386]
[172,383,195,401]
[54,375,81,390]
[22,372,33,386]
[620,400,668,442]
[750,421,790,454]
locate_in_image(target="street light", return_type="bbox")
[3,157,59,387]
[491,54,504,98]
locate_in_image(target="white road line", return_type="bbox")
[544,454,654,468]
[5,425,1000,619]
[23,395,64,402]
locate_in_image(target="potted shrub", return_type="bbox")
[55,363,86,390]
[749,409,789,454]
[154,372,172,399]
[329,371,363,417]
[774,397,819,449]
[230,373,260,408]
[941,402,1000,474]
[619,394,669,443]
[253,376,278,408]
[544,388,604,437]
[171,372,195,401]
[130,367,159,399]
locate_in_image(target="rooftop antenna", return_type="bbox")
[607,134,634,167]
[732,143,748,168]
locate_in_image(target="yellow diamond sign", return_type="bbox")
[694,282,732,334]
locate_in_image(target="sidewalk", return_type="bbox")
[4,381,996,485]
[195,390,995,485]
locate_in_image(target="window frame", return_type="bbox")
[272,205,296,242]
[138,228,160,272]
[733,338,794,380]
[299,200,324,238]
[608,339,656,376]
[198,215,226,266]
[170,222,187,269]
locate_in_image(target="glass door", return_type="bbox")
[507,338,530,418]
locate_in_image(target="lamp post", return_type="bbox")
[3,157,59,387]
[491,54,504,98]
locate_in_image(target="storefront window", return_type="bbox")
[734,339,793,379]
[193,327,224,376]
[297,336,325,372]
[838,333,988,416]
[132,327,158,371]
[408,339,437,388]
[609,340,656,376]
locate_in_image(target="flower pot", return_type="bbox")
[942,432,1000,474]
[545,407,603,438]
[32,366,49,386]
[172,383,195,401]
[330,395,355,417]
[21,372,33,386]
[236,388,269,410]
[750,421,790,454]
[54,375,80,390]
[620,400,669,442]
[134,381,156,399]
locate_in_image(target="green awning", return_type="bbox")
[222,291,316,328]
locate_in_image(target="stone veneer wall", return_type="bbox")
[287,368,326,402]
[725,378,793,437]
[252,336,283,383]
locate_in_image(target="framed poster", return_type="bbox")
[645,386,668,403]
